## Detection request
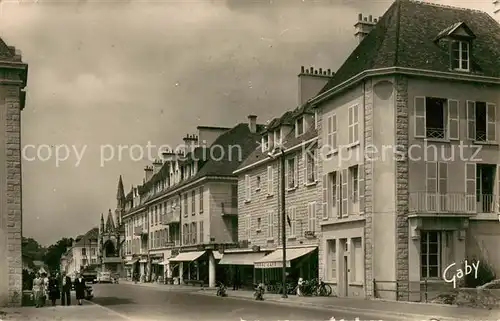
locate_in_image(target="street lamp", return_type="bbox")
[268,147,287,299]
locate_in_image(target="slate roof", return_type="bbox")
[236,104,317,171]
[74,227,99,246]
[0,37,14,60]
[125,123,264,210]
[318,0,500,94]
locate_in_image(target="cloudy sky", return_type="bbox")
[0,0,495,245]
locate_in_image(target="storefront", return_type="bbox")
[125,258,139,280]
[218,250,270,289]
[169,250,222,286]
[150,255,164,282]
[253,246,318,287]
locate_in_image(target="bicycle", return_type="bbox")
[314,279,333,297]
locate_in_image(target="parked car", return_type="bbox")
[97,271,112,283]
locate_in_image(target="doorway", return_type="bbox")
[343,255,348,296]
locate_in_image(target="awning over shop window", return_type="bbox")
[158,260,169,265]
[254,246,317,269]
[169,251,206,262]
[139,259,147,263]
[219,252,267,265]
[125,259,138,265]
[151,259,161,264]
[213,252,223,260]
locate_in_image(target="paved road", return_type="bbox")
[91,284,403,321]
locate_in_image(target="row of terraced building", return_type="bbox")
[118,0,500,301]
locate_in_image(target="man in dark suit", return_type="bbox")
[60,272,72,306]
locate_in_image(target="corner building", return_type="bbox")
[313,0,500,301]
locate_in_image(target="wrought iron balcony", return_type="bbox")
[409,192,498,214]
[426,127,445,139]
[221,202,238,216]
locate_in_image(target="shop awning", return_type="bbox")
[139,259,147,263]
[219,252,267,265]
[158,260,169,265]
[125,259,138,265]
[213,252,223,260]
[151,259,161,264]
[254,246,317,269]
[169,251,206,262]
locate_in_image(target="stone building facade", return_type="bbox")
[0,39,27,307]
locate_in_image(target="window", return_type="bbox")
[305,149,316,184]
[267,210,274,238]
[183,193,188,216]
[327,114,337,152]
[349,165,359,203]
[314,110,318,129]
[414,97,460,140]
[81,248,86,256]
[191,190,196,215]
[156,205,159,225]
[267,166,274,195]
[91,258,97,264]
[244,175,251,201]
[288,206,297,238]
[257,217,262,230]
[327,240,336,281]
[420,231,441,278]
[307,202,316,232]
[261,136,268,152]
[183,224,188,245]
[296,116,305,136]
[327,171,339,218]
[274,129,281,147]
[199,221,204,243]
[199,186,204,213]
[426,162,448,211]
[231,184,238,208]
[192,222,197,244]
[256,176,261,190]
[467,101,496,142]
[351,238,363,283]
[348,105,359,144]
[286,157,297,189]
[91,248,96,256]
[451,40,469,71]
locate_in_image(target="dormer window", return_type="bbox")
[274,129,281,147]
[261,136,268,152]
[451,40,469,71]
[295,117,305,137]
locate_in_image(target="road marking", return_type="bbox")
[85,300,133,320]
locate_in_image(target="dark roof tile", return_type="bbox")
[319,0,500,94]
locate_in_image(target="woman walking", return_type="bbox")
[31,273,45,308]
[73,273,86,305]
[48,274,60,306]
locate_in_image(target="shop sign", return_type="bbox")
[255,261,291,269]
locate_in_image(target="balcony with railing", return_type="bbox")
[161,209,181,225]
[221,201,238,216]
[409,192,498,214]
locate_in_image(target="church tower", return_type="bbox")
[115,175,125,227]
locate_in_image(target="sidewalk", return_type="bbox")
[119,279,215,291]
[0,304,126,321]
[196,289,499,321]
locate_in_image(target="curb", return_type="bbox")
[194,291,470,321]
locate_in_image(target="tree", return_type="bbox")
[43,237,73,273]
[22,237,45,268]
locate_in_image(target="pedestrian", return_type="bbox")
[60,272,72,306]
[42,273,49,306]
[31,272,45,308]
[73,273,86,305]
[48,273,60,306]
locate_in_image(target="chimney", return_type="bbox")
[152,159,162,174]
[354,13,377,43]
[182,134,198,155]
[247,115,257,133]
[297,66,334,105]
[144,165,154,182]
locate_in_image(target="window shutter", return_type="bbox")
[447,99,459,140]
[327,115,332,147]
[245,175,251,201]
[312,202,317,232]
[285,159,289,188]
[438,162,448,212]
[465,163,476,212]
[496,165,500,213]
[359,164,365,215]
[487,103,496,142]
[294,155,299,187]
[414,97,426,138]
[267,166,273,195]
[332,115,337,150]
[314,149,318,182]
[307,203,312,231]
[342,169,348,217]
[303,153,307,186]
[292,207,297,236]
[322,174,328,219]
[466,101,476,140]
[336,172,341,218]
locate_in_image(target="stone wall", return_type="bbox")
[394,76,409,300]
